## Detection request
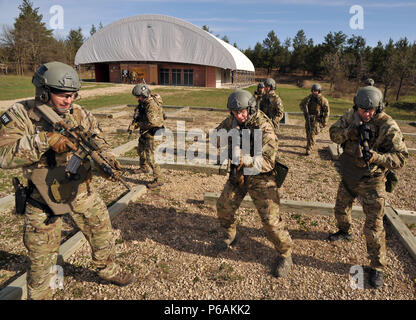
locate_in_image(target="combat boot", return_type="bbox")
[214,227,237,252]
[100,270,135,287]
[134,166,151,174]
[327,230,353,242]
[369,269,383,289]
[305,148,311,156]
[274,255,292,278]
[148,179,163,189]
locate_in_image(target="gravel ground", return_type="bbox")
[1,106,415,300]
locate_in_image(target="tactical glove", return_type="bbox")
[47,132,77,153]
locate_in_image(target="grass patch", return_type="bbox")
[0,75,115,101]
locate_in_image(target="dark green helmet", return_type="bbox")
[257,82,265,89]
[264,78,276,90]
[227,90,256,111]
[132,83,151,98]
[353,86,384,111]
[311,83,322,93]
[32,61,81,102]
[365,78,375,86]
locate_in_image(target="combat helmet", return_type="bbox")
[32,61,81,103]
[257,82,265,90]
[132,83,151,98]
[365,78,375,86]
[311,83,322,93]
[264,78,276,90]
[353,86,384,113]
[227,90,256,113]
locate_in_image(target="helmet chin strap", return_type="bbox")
[48,99,71,115]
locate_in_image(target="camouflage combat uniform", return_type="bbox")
[215,110,292,258]
[259,90,284,136]
[0,100,124,299]
[254,92,264,110]
[133,94,164,183]
[329,109,408,270]
[299,93,330,153]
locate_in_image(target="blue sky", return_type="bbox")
[0,0,415,50]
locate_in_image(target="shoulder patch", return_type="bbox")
[0,112,12,126]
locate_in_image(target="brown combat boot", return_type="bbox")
[214,226,237,252]
[148,179,163,189]
[134,166,151,174]
[274,255,292,278]
[100,270,135,287]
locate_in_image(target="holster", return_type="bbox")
[274,161,289,188]
[385,170,398,193]
[12,177,58,225]
[13,177,28,215]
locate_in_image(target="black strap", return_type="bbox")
[341,179,357,198]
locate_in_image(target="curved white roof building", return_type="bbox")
[75,14,254,87]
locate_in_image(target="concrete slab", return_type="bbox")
[327,143,343,160]
[165,107,190,117]
[204,192,416,224]
[111,140,137,157]
[0,194,14,212]
[117,157,228,175]
[385,205,416,262]
[165,116,194,122]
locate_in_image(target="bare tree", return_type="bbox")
[323,50,343,93]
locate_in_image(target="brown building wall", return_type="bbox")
[205,66,217,88]
[94,62,238,87]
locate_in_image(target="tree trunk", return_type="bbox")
[396,73,404,101]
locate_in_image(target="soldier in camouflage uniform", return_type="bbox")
[254,82,265,108]
[259,78,284,136]
[299,83,330,155]
[214,90,293,277]
[329,85,408,288]
[365,78,375,86]
[128,83,165,189]
[0,62,134,299]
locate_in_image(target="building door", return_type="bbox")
[95,63,110,82]
[184,69,193,86]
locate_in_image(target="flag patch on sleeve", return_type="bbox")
[0,112,12,125]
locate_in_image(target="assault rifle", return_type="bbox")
[35,104,130,190]
[304,101,312,140]
[358,122,372,171]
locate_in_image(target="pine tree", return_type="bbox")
[66,27,84,64]
[5,0,53,74]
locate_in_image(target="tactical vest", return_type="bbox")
[24,101,91,215]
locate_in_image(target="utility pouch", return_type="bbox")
[229,164,244,186]
[385,170,398,193]
[274,161,289,188]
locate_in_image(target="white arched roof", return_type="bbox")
[75,14,254,72]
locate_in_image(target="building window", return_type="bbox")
[160,68,169,85]
[172,69,181,86]
[184,69,193,86]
